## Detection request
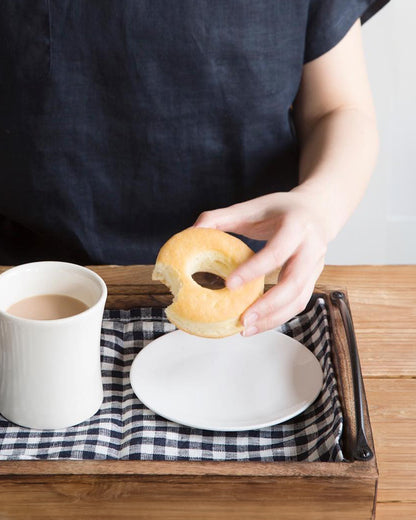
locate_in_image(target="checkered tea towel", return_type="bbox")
[0,297,344,461]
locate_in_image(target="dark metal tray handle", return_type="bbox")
[330,291,374,461]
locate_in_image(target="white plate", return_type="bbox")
[130,329,323,431]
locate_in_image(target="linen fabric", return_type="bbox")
[0,0,389,264]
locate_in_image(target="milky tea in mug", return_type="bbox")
[7,294,89,320]
[0,262,107,429]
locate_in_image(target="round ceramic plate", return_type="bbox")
[130,330,323,431]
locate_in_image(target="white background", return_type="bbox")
[326,0,415,264]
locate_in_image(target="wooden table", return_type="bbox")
[317,265,416,520]
[0,264,415,519]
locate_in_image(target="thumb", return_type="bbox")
[226,222,302,289]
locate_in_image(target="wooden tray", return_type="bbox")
[0,266,378,520]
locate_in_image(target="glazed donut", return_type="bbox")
[152,227,265,338]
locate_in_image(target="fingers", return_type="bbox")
[242,278,317,337]
[193,204,252,233]
[241,245,325,336]
[226,213,302,288]
[193,196,328,334]
[193,197,273,239]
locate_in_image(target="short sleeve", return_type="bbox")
[304,0,391,63]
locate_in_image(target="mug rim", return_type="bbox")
[0,261,108,325]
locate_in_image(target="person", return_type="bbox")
[0,0,390,335]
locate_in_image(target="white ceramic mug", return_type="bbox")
[0,261,107,429]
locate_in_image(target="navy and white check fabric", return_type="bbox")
[0,297,344,461]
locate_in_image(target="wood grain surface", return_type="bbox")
[0,476,376,520]
[0,264,415,519]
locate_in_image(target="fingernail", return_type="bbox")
[227,275,243,290]
[243,325,258,337]
[244,312,258,327]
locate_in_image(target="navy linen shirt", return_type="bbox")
[0,0,389,264]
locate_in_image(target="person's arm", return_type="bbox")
[292,19,379,240]
[194,20,379,336]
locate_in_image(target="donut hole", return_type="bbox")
[191,272,226,290]
[189,251,233,291]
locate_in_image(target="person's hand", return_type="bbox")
[193,191,330,336]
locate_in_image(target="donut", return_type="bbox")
[152,227,265,338]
